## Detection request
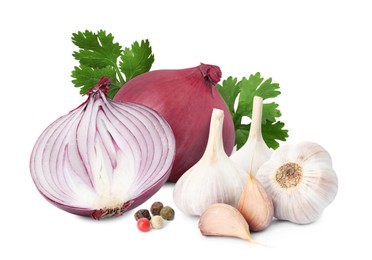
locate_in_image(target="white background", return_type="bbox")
[1,0,371,259]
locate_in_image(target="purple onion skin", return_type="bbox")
[114,63,235,182]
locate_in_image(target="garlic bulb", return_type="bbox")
[230,96,272,175]
[173,109,246,216]
[256,141,338,224]
[199,203,254,242]
[237,173,274,231]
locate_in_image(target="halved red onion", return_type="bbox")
[30,78,175,219]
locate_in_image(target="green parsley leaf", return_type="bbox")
[261,121,288,149]
[119,40,155,82]
[216,76,240,116]
[72,30,122,68]
[235,121,288,150]
[71,65,119,95]
[71,30,154,98]
[216,73,288,149]
[235,73,281,123]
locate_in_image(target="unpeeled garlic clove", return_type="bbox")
[231,96,272,175]
[237,173,274,232]
[198,203,255,242]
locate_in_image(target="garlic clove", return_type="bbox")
[231,96,272,176]
[173,109,246,216]
[237,174,274,231]
[256,141,338,224]
[198,203,255,242]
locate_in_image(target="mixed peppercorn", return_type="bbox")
[135,201,175,232]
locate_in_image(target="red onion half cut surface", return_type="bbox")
[30,78,176,219]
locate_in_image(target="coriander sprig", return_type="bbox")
[216,73,288,149]
[71,30,154,98]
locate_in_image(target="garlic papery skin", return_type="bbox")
[173,109,246,216]
[256,141,338,224]
[230,96,272,175]
[199,203,254,242]
[237,173,274,232]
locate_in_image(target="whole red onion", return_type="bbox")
[114,63,235,182]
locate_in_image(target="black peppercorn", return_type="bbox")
[134,209,151,221]
[150,201,164,216]
[160,206,175,220]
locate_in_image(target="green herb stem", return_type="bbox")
[113,63,125,86]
